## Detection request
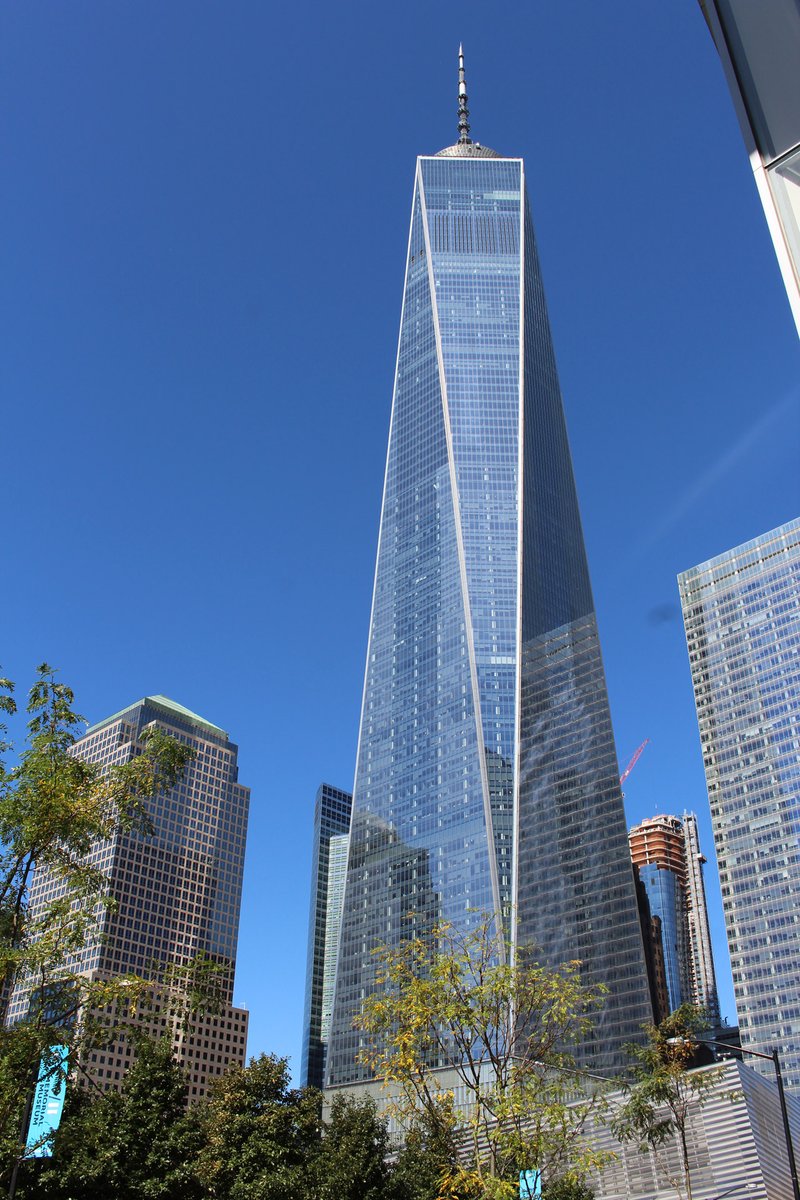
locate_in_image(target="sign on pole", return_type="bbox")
[25,1045,69,1158]
[520,1169,542,1198]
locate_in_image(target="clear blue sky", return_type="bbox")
[2,3,798,1076]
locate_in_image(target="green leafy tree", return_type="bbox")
[391,1106,461,1200]
[311,1093,395,1200]
[357,917,610,1200]
[541,1178,595,1200]
[24,1036,203,1200]
[0,664,194,1176]
[611,1004,715,1200]
[195,1053,320,1199]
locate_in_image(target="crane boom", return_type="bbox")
[619,738,650,788]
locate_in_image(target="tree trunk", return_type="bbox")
[679,1124,693,1200]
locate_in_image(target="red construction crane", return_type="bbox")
[619,738,650,788]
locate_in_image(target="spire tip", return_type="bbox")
[457,44,471,144]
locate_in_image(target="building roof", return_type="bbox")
[435,142,501,158]
[86,695,227,739]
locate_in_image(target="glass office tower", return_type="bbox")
[326,56,653,1087]
[680,519,800,1094]
[301,783,352,1089]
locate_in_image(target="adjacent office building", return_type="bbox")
[629,813,720,1026]
[8,695,250,1101]
[679,519,800,1093]
[698,0,800,335]
[326,52,653,1087]
[301,783,352,1090]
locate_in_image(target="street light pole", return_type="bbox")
[770,1048,800,1200]
[702,1039,800,1200]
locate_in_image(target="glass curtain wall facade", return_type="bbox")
[699,0,800,334]
[679,519,800,1093]
[301,783,352,1090]
[637,859,686,1016]
[683,811,721,1026]
[326,115,652,1086]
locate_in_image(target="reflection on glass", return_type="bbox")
[770,149,800,285]
[715,0,800,161]
[327,151,652,1088]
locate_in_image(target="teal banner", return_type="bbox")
[25,1045,69,1157]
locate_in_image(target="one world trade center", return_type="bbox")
[326,52,652,1087]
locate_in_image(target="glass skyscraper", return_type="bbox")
[326,54,653,1087]
[680,518,800,1093]
[301,783,352,1090]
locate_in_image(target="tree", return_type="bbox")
[26,1036,204,1200]
[195,1053,320,1199]
[541,1178,595,1200]
[611,1004,716,1200]
[311,1093,395,1200]
[357,917,610,1200]
[391,1106,461,1200]
[0,664,194,1177]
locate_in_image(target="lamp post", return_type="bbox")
[670,1037,800,1200]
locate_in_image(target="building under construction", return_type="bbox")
[629,812,720,1027]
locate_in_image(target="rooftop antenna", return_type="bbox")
[458,44,472,145]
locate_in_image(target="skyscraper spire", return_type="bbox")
[436,46,498,158]
[457,44,471,144]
